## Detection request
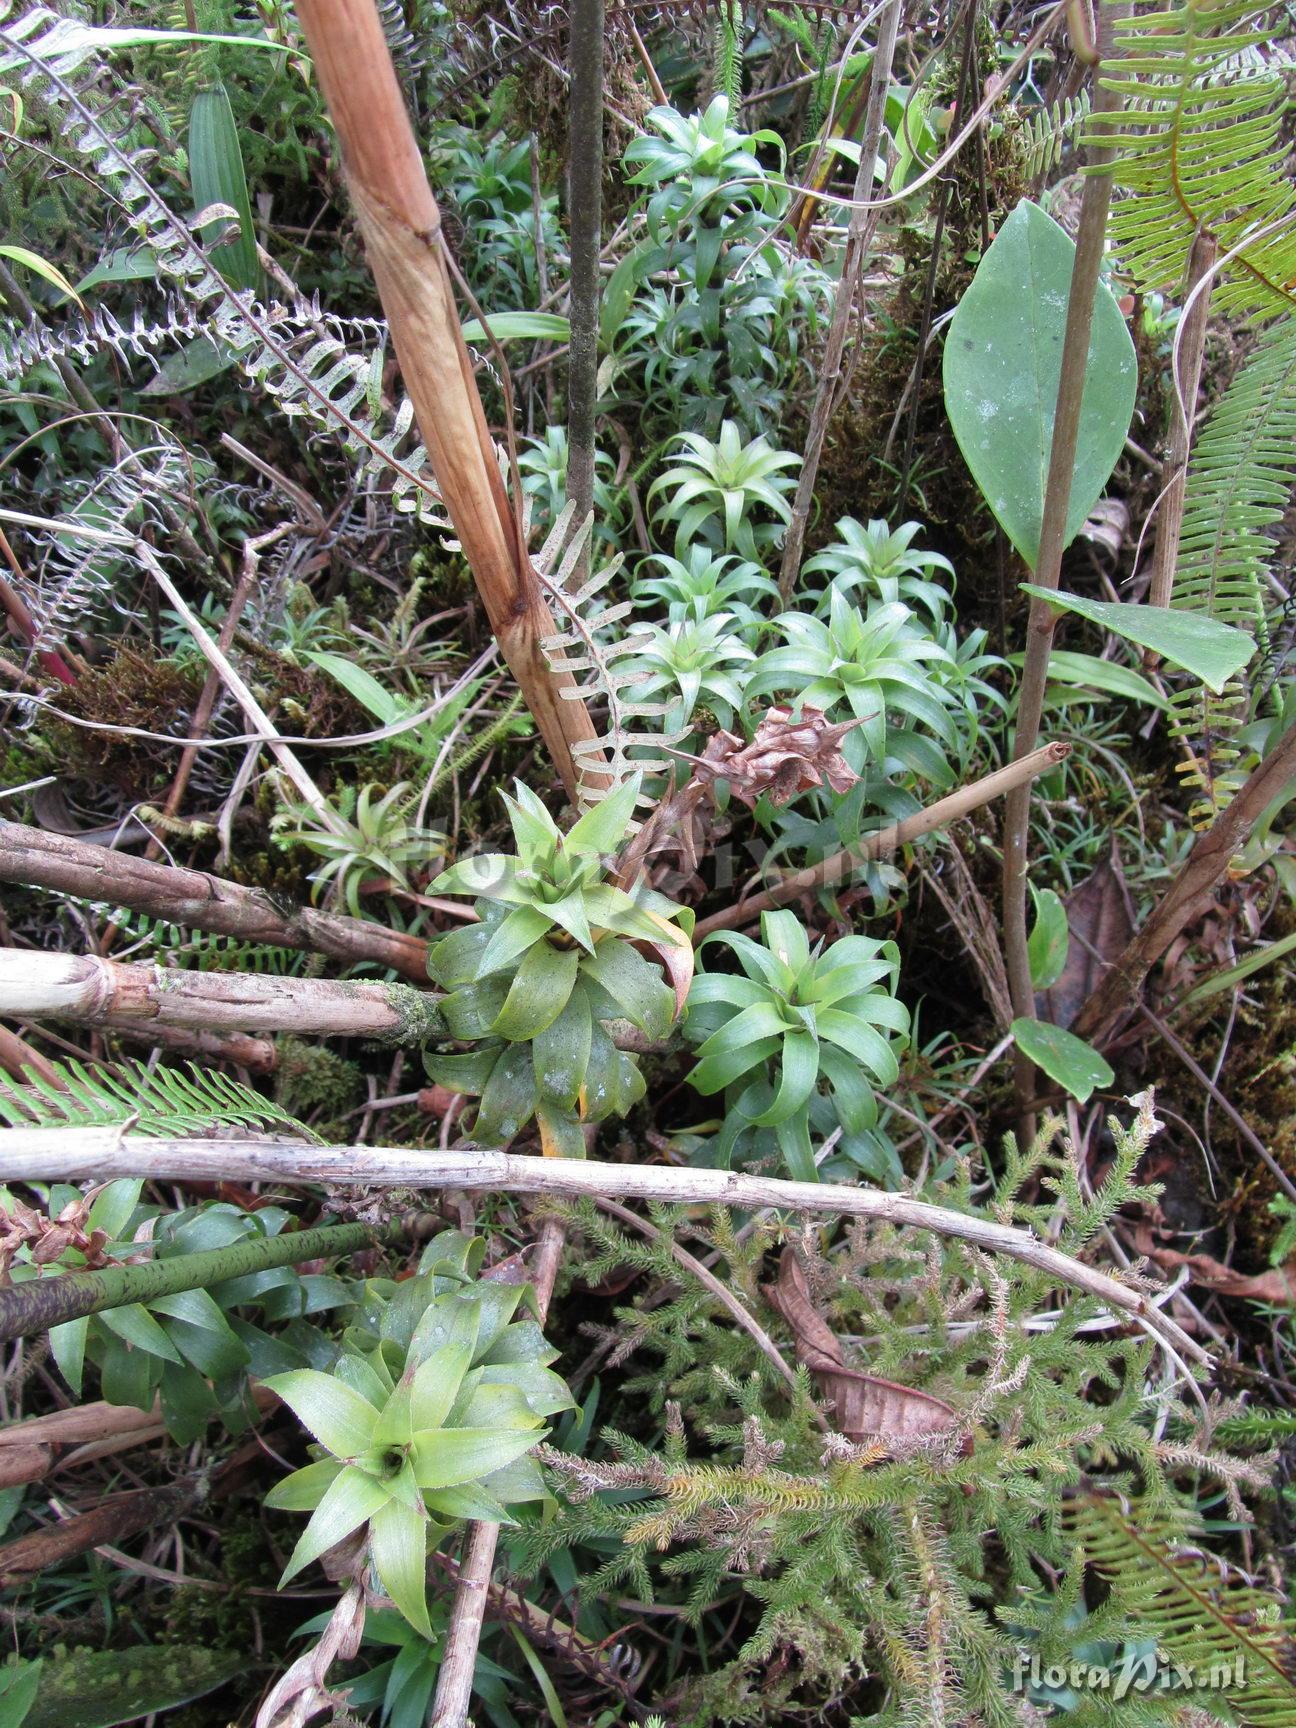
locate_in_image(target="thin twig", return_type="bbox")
[429,1213,567,1726]
[0,1135,1211,1368]
[695,742,1069,937]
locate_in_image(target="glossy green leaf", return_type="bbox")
[411,1424,541,1490]
[280,1465,390,1584]
[49,1316,88,1396]
[99,1303,183,1364]
[408,1326,477,1432]
[0,243,82,306]
[139,333,234,394]
[580,940,674,1040]
[86,1179,142,1241]
[188,84,260,292]
[1027,887,1069,990]
[565,778,641,856]
[303,651,410,726]
[1010,1017,1114,1103]
[536,1101,587,1159]
[1020,586,1255,695]
[19,1645,245,1728]
[532,984,593,1106]
[264,1458,343,1513]
[368,1498,432,1637]
[476,904,553,977]
[264,1369,379,1458]
[1014,648,1171,712]
[943,199,1137,568]
[491,941,579,1040]
[473,1042,540,1144]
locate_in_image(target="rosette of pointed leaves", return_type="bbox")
[623,613,756,733]
[802,516,955,624]
[625,97,784,246]
[633,547,778,637]
[424,781,692,1157]
[265,1230,571,1637]
[685,911,909,1181]
[648,422,799,559]
[747,587,960,782]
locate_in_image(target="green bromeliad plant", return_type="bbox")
[266,1230,571,1638]
[424,780,692,1157]
[684,910,910,1181]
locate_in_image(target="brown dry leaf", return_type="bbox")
[698,705,862,809]
[764,1248,958,1443]
[617,704,859,894]
[1038,843,1135,1029]
[1130,1226,1296,1304]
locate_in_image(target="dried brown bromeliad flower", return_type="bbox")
[618,705,862,889]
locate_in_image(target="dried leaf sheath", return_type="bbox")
[293,0,607,803]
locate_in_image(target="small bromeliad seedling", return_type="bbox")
[424,780,692,1156]
[685,910,910,1180]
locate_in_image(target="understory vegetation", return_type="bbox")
[0,1,1294,1725]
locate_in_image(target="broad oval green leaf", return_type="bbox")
[1010,1017,1113,1103]
[1020,586,1255,695]
[943,199,1137,569]
[1027,887,1069,990]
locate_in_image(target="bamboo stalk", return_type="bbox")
[0,949,441,1044]
[292,0,606,804]
[695,742,1070,938]
[0,817,431,982]
[0,1134,1210,1368]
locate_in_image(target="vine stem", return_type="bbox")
[777,0,901,604]
[0,949,441,1045]
[0,1215,434,1344]
[0,817,433,983]
[1001,11,1123,1128]
[0,1135,1210,1370]
[1146,226,1216,615]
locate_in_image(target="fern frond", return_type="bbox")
[1022,91,1091,180]
[1168,317,1292,821]
[1069,1492,1296,1726]
[0,6,446,524]
[0,1056,318,1140]
[18,440,191,641]
[1089,0,1296,322]
[532,504,685,814]
[378,0,427,102]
